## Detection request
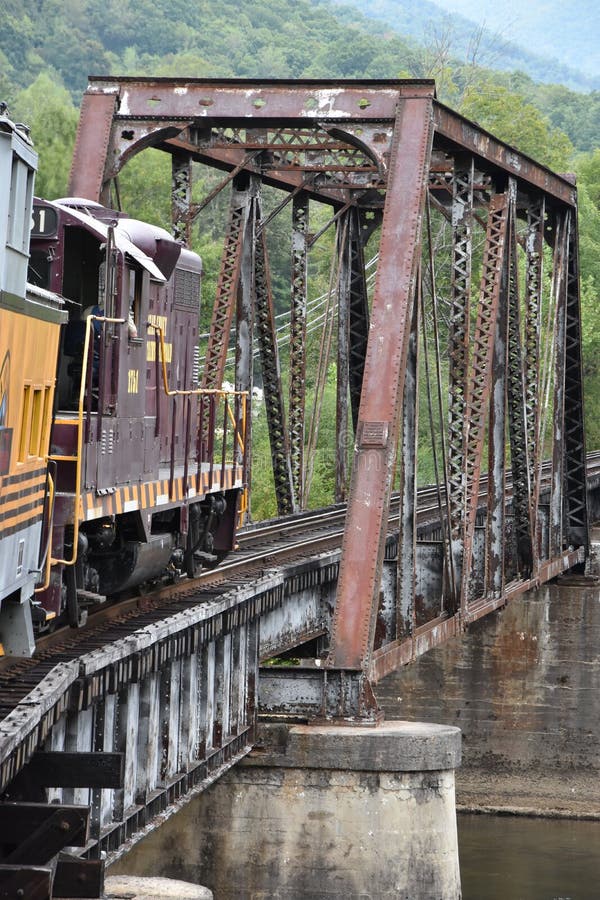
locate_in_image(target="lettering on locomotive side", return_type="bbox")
[147,314,172,362]
[127,369,139,394]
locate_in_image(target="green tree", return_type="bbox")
[12,74,79,199]
[460,80,574,170]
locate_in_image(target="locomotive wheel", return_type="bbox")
[65,566,87,628]
[200,550,228,570]
[184,552,201,579]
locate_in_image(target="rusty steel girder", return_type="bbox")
[68,77,589,717]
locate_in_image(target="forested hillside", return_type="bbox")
[1,0,599,458]
[332,0,600,92]
[417,0,600,82]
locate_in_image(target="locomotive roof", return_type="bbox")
[51,199,166,283]
[53,199,202,281]
[0,113,34,146]
[25,282,68,322]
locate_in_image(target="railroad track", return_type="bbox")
[4,448,600,685]
[1,451,599,769]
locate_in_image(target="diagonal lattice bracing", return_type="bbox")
[254,208,296,515]
[201,193,246,391]
[524,197,545,561]
[447,158,474,601]
[289,194,309,504]
[506,187,534,577]
[347,208,371,435]
[563,218,589,551]
[550,213,569,557]
[461,193,509,611]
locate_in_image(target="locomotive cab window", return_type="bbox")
[126,264,146,342]
[28,250,51,289]
[58,226,106,410]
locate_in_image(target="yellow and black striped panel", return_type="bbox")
[81,466,244,522]
[0,465,47,536]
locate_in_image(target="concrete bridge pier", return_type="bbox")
[109,720,462,900]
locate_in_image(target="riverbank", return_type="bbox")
[456,771,600,820]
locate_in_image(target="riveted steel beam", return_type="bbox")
[563,217,589,553]
[201,184,248,391]
[327,96,434,671]
[171,150,192,245]
[505,184,534,577]
[254,198,296,515]
[460,193,509,611]
[447,156,474,602]
[289,194,309,504]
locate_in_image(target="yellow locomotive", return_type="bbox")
[0,108,66,655]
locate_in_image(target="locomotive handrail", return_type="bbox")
[34,469,56,595]
[50,315,126,567]
[147,321,249,458]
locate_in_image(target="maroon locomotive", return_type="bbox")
[28,198,247,629]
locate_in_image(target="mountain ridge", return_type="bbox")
[331,0,600,92]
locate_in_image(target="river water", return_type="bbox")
[458,813,600,899]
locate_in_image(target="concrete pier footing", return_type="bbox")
[104,875,213,897]
[109,720,462,900]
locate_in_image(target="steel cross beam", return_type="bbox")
[69,78,577,209]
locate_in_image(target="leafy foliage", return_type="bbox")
[1,0,599,488]
[11,74,79,199]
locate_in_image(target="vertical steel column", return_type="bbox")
[347,208,371,436]
[235,178,258,520]
[201,185,248,391]
[505,188,533,576]
[328,97,433,672]
[255,201,296,515]
[563,216,589,553]
[524,198,545,565]
[485,243,508,598]
[447,157,474,604]
[289,194,309,505]
[396,294,419,636]
[461,193,509,612]
[67,90,117,203]
[336,211,351,502]
[91,695,116,838]
[171,151,192,246]
[550,214,569,557]
[135,672,160,805]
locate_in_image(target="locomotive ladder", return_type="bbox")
[46,316,126,621]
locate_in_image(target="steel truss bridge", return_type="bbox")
[0,79,591,897]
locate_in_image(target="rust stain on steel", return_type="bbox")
[327,96,434,671]
[433,103,577,207]
[459,193,508,612]
[90,77,434,123]
[369,545,585,683]
[68,90,117,200]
